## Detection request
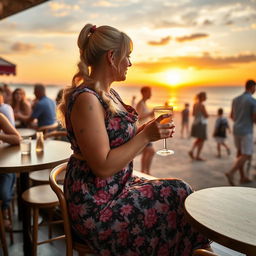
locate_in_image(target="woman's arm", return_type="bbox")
[71,93,172,178]
[0,114,21,145]
[201,104,209,118]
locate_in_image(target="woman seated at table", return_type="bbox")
[57,24,212,255]
[11,88,32,128]
[0,113,21,230]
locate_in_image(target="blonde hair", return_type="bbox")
[57,24,133,127]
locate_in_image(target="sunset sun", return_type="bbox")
[164,69,182,87]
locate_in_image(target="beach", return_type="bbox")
[133,111,256,190]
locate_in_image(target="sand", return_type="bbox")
[133,112,256,190]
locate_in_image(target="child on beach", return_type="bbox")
[181,102,189,138]
[213,108,231,158]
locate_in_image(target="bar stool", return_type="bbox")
[22,185,65,256]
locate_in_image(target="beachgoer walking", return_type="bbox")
[57,23,211,255]
[225,79,256,185]
[181,102,190,138]
[136,86,155,174]
[188,92,209,161]
[213,108,231,158]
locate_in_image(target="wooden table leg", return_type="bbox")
[20,172,32,256]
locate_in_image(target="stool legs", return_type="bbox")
[32,207,39,256]
[0,204,8,256]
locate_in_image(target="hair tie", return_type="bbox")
[90,25,97,33]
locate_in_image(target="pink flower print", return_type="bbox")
[155,201,169,213]
[118,230,128,246]
[131,225,141,235]
[144,208,157,228]
[157,243,169,256]
[160,186,171,197]
[75,223,88,236]
[108,117,121,130]
[150,237,159,248]
[140,185,153,198]
[167,211,176,228]
[182,237,192,256]
[113,221,128,232]
[84,217,95,229]
[134,236,145,247]
[177,187,188,201]
[127,124,134,137]
[99,208,113,222]
[101,249,111,256]
[111,137,124,147]
[95,178,107,188]
[72,180,83,192]
[69,202,85,220]
[99,229,112,240]
[120,204,133,216]
[109,184,119,195]
[94,190,110,205]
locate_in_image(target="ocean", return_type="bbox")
[7,83,245,115]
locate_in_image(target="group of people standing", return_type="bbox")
[188,79,256,187]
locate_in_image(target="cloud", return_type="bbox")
[49,2,80,17]
[148,36,171,46]
[176,33,209,42]
[11,42,36,53]
[135,53,256,72]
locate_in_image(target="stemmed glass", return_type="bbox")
[153,106,174,156]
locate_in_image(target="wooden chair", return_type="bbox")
[49,162,94,256]
[0,201,8,256]
[21,185,65,256]
[37,122,59,134]
[193,249,219,256]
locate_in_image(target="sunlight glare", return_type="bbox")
[165,69,182,86]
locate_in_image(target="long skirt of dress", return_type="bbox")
[65,161,210,256]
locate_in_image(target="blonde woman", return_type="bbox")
[58,24,211,255]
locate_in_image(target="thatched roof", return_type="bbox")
[0,0,49,20]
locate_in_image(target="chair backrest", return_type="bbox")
[193,249,219,256]
[49,162,73,256]
[44,130,67,140]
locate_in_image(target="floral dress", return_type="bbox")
[64,86,210,256]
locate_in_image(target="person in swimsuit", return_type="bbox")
[57,23,212,255]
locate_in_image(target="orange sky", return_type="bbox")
[1,0,256,87]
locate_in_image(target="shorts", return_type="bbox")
[234,134,253,155]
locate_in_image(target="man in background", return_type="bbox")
[225,79,256,185]
[20,84,56,129]
[136,86,155,174]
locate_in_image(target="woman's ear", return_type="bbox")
[107,50,115,66]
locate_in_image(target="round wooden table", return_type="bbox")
[184,186,256,256]
[0,140,72,256]
[17,128,36,139]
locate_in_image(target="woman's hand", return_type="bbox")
[142,114,175,142]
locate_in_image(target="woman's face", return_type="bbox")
[14,90,24,101]
[116,51,132,81]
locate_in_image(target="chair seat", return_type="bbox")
[29,169,51,184]
[22,184,61,207]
